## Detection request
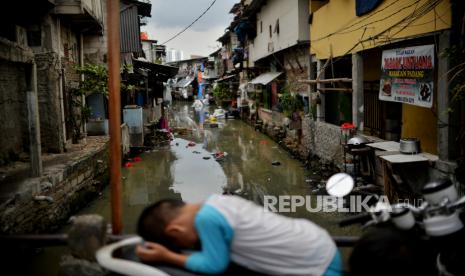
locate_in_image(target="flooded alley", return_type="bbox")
[2,0,464,275]
[24,102,359,276]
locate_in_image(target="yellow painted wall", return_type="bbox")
[401,103,438,154]
[310,0,451,59]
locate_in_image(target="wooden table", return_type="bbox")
[366,141,401,152]
[366,141,439,201]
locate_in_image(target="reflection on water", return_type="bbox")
[170,138,226,202]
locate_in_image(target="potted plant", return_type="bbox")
[70,64,109,143]
[213,82,233,108]
[279,89,303,118]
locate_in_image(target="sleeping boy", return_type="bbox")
[136,195,341,275]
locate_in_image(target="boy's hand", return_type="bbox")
[136,242,170,263]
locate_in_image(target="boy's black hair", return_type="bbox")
[137,198,186,246]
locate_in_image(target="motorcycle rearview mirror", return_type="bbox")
[326,173,354,197]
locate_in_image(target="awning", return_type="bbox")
[249,72,282,85]
[202,74,218,80]
[175,77,194,88]
[132,58,179,82]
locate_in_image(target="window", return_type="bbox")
[274,19,280,35]
[269,25,272,38]
[27,25,42,47]
[260,21,263,33]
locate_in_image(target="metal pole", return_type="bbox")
[0,234,359,247]
[107,0,123,234]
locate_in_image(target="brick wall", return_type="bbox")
[0,60,29,164]
[283,49,309,94]
[0,139,109,234]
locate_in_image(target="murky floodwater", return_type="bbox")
[28,102,358,275]
[79,103,359,234]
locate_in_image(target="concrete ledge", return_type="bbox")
[0,137,109,234]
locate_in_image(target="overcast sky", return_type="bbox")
[141,0,237,58]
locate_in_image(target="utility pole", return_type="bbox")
[107,0,123,235]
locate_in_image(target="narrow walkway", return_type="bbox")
[0,136,108,206]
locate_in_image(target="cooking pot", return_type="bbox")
[347,136,369,149]
[399,138,420,154]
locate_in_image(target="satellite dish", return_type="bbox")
[326,173,354,197]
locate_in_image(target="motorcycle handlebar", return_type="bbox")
[451,197,465,212]
[339,213,372,227]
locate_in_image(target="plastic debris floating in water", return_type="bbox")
[212,108,226,119]
[259,140,269,145]
[187,141,196,147]
[271,161,281,166]
[124,162,133,168]
[133,156,142,162]
[213,151,228,161]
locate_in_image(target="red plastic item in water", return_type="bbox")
[340,122,356,129]
[124,162,133,168]
[133,156,142,162]
[214,151,225,159]
[259,140,269,145]
[188,142,196,147]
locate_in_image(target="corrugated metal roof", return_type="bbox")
[120,4,142,53]
[132,58,179,81]
[249,72,282,85]
[175,77,195,88]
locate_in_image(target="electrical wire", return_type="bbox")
[310,0,445,43]
[313,0,442,77]
[310,0,421,42]
[335,0,423,36]
[160,0,217,45]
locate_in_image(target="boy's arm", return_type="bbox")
[185,205,233,274]
[136,242,187,267]
[136,205,233,274]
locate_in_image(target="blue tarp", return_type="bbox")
[198,83,205,100]
[356,0,383,16]
[136,92,145,106]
